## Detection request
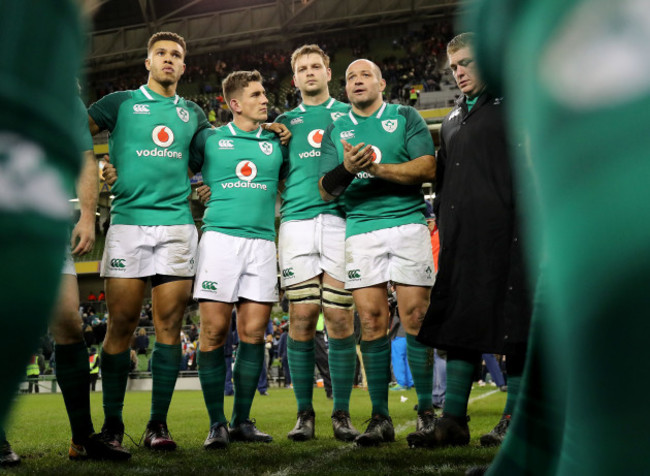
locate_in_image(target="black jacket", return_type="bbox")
[418,92,533,353]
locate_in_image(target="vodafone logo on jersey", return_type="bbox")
[222,160,268,191]
[137,125,181,159]
[236,160,257,182]
[307,129,324,148]
[370,145,382,163]
[152,126,174,147]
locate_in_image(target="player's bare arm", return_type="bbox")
[101,154,117,186]
[196,183,211,204]
[88,114,101,136]
[71,149,99,256]
[262,122,292,145]
[366,154,436,184]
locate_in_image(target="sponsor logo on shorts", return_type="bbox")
[189,257,195,271]
[381,119,397,133]
[259,141,273,156]
[201,281,218,291]
[133,104,150,114]
[176,107,189,122]
[425,265,432,279]
[307,129,324,149]
[290,117,303,125]
[331,112,345,121]
[221,161,268,191]
[347,269,361,280]
[282,267,294,278]
[340,130,355,140]
[110,258,126,269]
[219,139,234,149]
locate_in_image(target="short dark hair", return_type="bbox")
[447,32,474,56]
[222,70,263,103]
[291,44,330,72]
[147,31,187,57]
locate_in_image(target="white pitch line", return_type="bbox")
[267,389,501,476]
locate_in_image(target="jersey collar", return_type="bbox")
[139,85,180,104]
[348,102,386,125]
[227,122,263,137]
[298,97,335,112]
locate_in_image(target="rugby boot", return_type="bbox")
[480,414,511,447]
[203,422,230,450]
[331,410,360,442]
[100,418,130,455]
[229,419,273,443]
[0,440,20,467]
[407,413,470,448]
[354,414,395,447]
[144,421,177,451]
[69,433,131,461]
[287,410,315,441]
[407,409,437,448]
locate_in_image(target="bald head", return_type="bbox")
[345,59,382,81]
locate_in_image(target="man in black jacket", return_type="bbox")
[411,32,533,449]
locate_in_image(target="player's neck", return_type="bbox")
[351,97,384,117]
[233,116,261,133]
[147,78,178,98]
[301,90,330,106]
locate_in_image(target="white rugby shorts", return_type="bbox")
[278,214,346,288]
[344,223,435,289]
[193,230,278,303]
[101,224,198,278]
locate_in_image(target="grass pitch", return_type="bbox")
[3,385,505,475]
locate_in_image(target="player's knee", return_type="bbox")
[358,309,387,337]
[321,285,354,311]
[289,313,317,336]
[50,311,83,343]
[285,278,321,307]
[199,325,228,348]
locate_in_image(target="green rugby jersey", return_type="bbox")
[275,98,349,221]
[191,122,287,241]
[0,0,86,186]
[319,103,434,238]
[88,85,210,226]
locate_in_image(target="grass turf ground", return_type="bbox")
[3,385,505,475]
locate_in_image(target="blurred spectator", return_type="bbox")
[277,323,291,387]
[134,328,150,355]
[26,353,44,393]
[89,347,100,391]
[83,323,95,348]
[97,290,105,301]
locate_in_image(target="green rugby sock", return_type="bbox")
[198,348,227,425]
[287,337,315,412]
[100,349,131,423]
[361,336,391,417]
[231,342,264,426]
[503,375,522,416]
[443,358,476,418]
[55,341,94,441]
[328,334,356,413]
[150,342,182,423]
[406,333,434,412]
